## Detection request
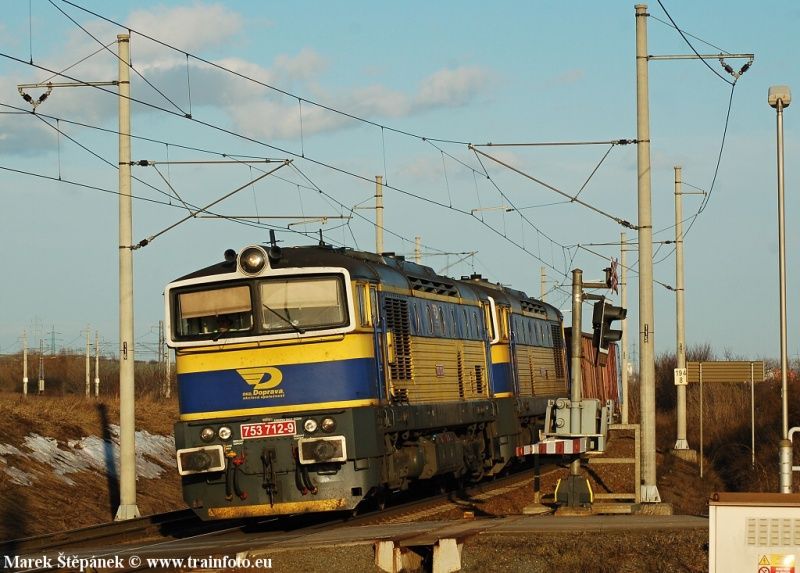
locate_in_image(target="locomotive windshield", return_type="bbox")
[260,276,346,333]
[175,284,254,338]
[172,275,348,341]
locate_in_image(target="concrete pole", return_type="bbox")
[673,166,690,451]
[94,331,100,397]
[773,92,792,493]
[115,33,140,521]
[85,327,91,397]
[375,176,384,254]
[540,266,547,302]
[414,236,422,264]
[569,269,583,477]
[158,320,164,364]
[38,339,44,394]
[751,362,756,470]
[22,330,28,396]
[635,4,660,502]
[620,233,628,424]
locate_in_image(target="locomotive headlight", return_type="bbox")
[320,417,337,433]
[200,427,215,442]
[239,246,267,275]
[303,418,318,433]
[217,426,233,441]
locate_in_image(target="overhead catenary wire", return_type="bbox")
[0,162,353,247]
[470,145,635,229]
[51,0,627,278]
[576,243,674,292]
[615,3,746,272]
[0,102,282,161]
[2,51,568,267]
[3,100,345,233]
[133,160,291,249]
[655,0,735,86]
[469,149,569,252]
[48,0,189,116]
[59,0,473,146]
[424,137,572,268]
[5,95,451,260]
[472,139,637,147]
[2,109,355,246]
[41,40,116,85]
[290,163,484,264]
[6,1,660,284]
[9,2,633,279]
[648,14,731,55]
[2,101,458,263]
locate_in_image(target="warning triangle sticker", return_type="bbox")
[758,555,769,565]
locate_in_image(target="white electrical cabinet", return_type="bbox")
[709,492,800,573]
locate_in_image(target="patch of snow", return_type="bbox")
[0,443,23,458]
[0,427,176,486]
[3,465,33,486]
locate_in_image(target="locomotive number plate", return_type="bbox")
[240,419,296,439]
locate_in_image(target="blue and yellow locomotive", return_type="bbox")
[168,243,569,519]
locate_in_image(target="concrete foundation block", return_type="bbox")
[433,538,463,573]
[374,540,423,573]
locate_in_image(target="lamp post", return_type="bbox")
[768,85,792,493]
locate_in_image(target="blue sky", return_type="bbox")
[0,1,797,363]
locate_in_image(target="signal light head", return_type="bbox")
[591,299,627,366]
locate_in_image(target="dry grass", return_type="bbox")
[0,392,182,541]
[0,352,172,397]
[634,348,800,494]
[0,347,795,544]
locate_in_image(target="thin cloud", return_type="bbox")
[549,68,585,87]
[2,3,494,152]
[238,66,493,140]
[416,66,492,108]
[127,4,244,57]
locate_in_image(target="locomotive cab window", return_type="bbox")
[260,275,347,333]
[175,285,253,338]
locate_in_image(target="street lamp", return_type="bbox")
[768,85,792,493]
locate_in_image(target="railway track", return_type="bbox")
[0,509,199,557]
[352,464,550,526]
[2,462,555,572]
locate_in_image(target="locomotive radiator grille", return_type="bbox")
[551,324,566,379]
[384,297,413,382]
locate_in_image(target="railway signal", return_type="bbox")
[592,299,627,366]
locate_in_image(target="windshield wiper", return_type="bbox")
[211,328,232,342]
[263,304,306,335]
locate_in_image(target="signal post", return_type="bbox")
[560,269,626,508]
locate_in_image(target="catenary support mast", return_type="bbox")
[635,4,660,502]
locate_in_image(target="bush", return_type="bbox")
[0,351,174,398]
[652,345,800,492]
